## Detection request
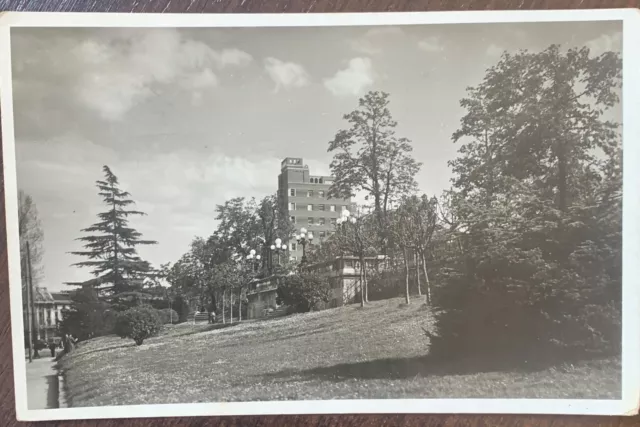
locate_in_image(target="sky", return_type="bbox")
[10,21,621,291]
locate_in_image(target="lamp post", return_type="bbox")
[297,227,314,265]
[269,238,287,271]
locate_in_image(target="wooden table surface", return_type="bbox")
[0,0,638,425]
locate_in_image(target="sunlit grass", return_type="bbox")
[58,297,621,406]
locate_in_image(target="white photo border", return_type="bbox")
[1,8,638,422]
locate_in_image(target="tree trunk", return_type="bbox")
[363,257,369,303]
[403,246,410,305]
[415,250,422,296]
[222,289,226,324]
[421,250,431,305]
[358,253,367,305]
[359,261,365,308]
[230,290,234,324]
[238,288,242,322]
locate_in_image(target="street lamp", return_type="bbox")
[246,249,262,273]
[336,209,356,228]
[297,227,314,264]
[270,238,287,269]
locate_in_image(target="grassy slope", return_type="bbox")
[58,298,621,406]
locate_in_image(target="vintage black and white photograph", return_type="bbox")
[1,10,638,421]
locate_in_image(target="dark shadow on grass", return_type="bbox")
[262,350,614,383]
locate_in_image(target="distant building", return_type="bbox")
[23,287,72,343]
[304,255,389,307]
[277,157,352,261]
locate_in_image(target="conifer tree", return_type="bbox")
[68,166,157,297]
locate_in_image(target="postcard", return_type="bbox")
[1,9,638,422]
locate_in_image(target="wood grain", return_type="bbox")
[0,0,638,425]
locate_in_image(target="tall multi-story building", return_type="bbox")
[278,157,352,261]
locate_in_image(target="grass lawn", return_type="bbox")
[58,297,621,406]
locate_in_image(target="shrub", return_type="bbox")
[157,308,179,324]
[278,272,332,313]
[114,306,162,345]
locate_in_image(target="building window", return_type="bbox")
[290,243,297,251]
[307,190,314,197]
[318,190,325,197]
[318,218,326,226]
[290,216,296,224]
[288,202,296,210]
[290,188,296,196]
[308,217,315,225]
[331,218,337,226]
[307,204,313,211]
[341,205,347,211]
[318,204,325,211]
[330,205,336,212]
[291,256,298,261]
[319,231,326,238]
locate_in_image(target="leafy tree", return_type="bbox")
[257,194,295,272]
[68,166,157,298]
[327,91,422,248]
[60,286,116,341]
[278,272,332,313]
[394,195,439,304]
[114,306,162,346]
[18,190,44,287]
[430,44,622,358]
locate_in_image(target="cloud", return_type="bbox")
[70,29,252,121]
[350,26,405,55]
[486,44,504,58]
[417,36,444,53]
[586,31,621,56]
[324,57,375,97]
[215,48,253,67]
[264,57,310,91]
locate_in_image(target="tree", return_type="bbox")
[333,208,378,305]
[257,194,295,272]
[114,306,162,345]
[396,195,439,304]
[389,204,414,305]
[18,190,44,287]
[68,166,157,298]
[327,91,422,248]
[451,45,621,213]
[60,286,116,341]
[278,272,332,313]
[429,44,622,358]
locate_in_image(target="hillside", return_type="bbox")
[58,298,621,406]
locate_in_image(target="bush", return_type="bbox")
[278,272,332,313]
[114,306,162,345]
[157,308,179,324]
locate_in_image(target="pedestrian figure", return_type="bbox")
[209,311,216,324]
[49,342,56,358]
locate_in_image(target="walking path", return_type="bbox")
[26,354,60,410]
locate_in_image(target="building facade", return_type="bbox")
[304,256,389,308]
[23,287,72,343]
[277,157,352,261]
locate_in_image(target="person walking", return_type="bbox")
[48,341,56,358]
